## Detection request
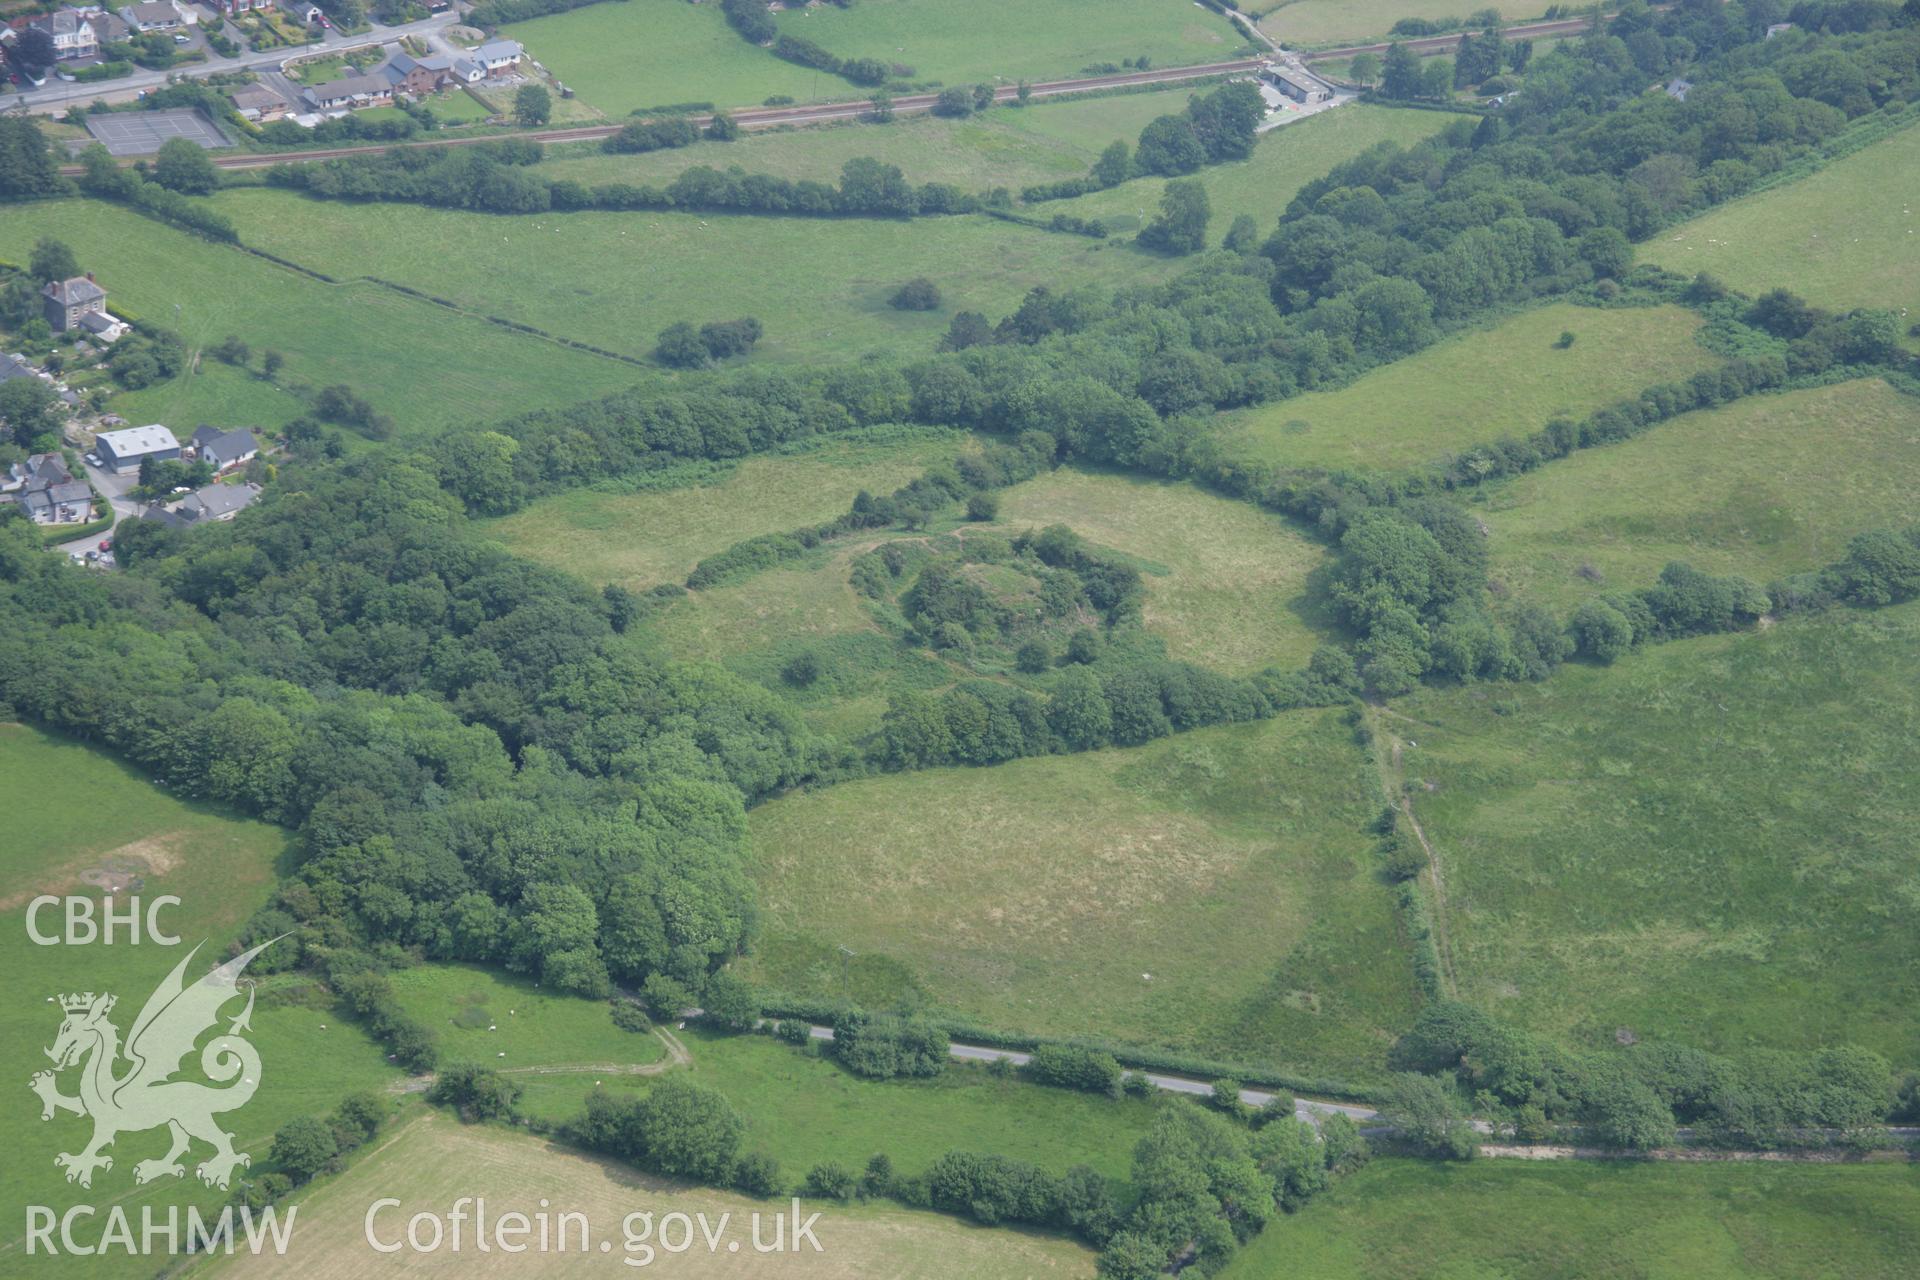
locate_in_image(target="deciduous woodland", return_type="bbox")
[3,1,1919,1276]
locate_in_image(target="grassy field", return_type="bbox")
[0,200,640,442]
[742,710,1419,1079]
[385,963,665,1071]
[512,1027,1159,1188]
[0,725,395,1279]
[488,430,980,590]
[607,459,1335,738]
[1223,1158,1920,1279]
[1394,600,1920,1060]
[195,1112,1098,1278]
[1478,378,1920,610]
[213,188,1175,366]
[514,0,1242,120]
[1640,118,1920,316]
[1043,102,1454,235]
[1209,302,1718,472]
[506,0,828,117]
[995,467,1332,673]
[772,0,1246,89]
[1257,0,1550,45]
[638,542,953,741]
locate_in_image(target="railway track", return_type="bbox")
[53,12,1598,176]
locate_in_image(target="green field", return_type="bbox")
[513,0,1241,120]
[213,188,1172,366]
[995,467,1332,673]
[1255,0,1552,46]
[639,542,950,741]
[386,963,665,1070]
[1043,102,1455,234]
[771,0,1245,90]
[506,0,830,117]
[0,200,640,442]
[743,710,1419,1079]
[1479,378,1920,610]
[1641,119,1920,316]
[489,429,980,589]
[631,470,1331,743]
[198,1112,1098,1278]
[1394,601,1920,1059]
[0,725,395,1280]
[512,1027,1159,1188]
[1209,302,1718,472]
[426,86,497,124]
[1223,1158,1920,1279]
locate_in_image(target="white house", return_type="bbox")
[119,0,195,31]
[473,39,524,77]
[190,426,260,471]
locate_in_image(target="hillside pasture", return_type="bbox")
[1222,1158,1920,1279]
[772,0,1245,90]
[0,725,394,1280]
[994,467,1332,673]
[1478,378,1920,610]
[1640,118,1920,316]
[505,0,828,117]
[742,710,1420,1080]
[213,188,1173,366]
[198,1112,1098,1278]
[1395,601,1920,1060]
[1255,0,1549,46]
[1208,302,1718,472]
[0,201,640,443]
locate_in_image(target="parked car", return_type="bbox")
[172,32,191,43]
[83,452,100,466]
[98,539,113,552]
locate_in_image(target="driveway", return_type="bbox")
[47,456,146,561]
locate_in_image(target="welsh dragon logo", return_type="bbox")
[29,939,277,1190]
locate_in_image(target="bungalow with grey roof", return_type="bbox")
[175,482,261,522]
[302,72,394,111]
[119,0,193,30]
[231,84,291,122]
[190,426,260,472]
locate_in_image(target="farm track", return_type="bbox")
[53,12,1601,177]
[386,1025,690,1094]
[1373,707,1462,999]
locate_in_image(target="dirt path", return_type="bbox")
[388,1026,690,1095]
[1368,707,1461,999]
